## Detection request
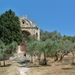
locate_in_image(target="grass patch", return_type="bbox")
[0,67,7,75]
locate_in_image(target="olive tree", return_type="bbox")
[70,42,75,64]
[58,39,71,61]
[25,35,37,63]
[0,40,18,66]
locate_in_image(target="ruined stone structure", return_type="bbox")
[17,15,40,56]
[20,15,40,41]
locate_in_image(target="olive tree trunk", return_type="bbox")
[43,53,47,65]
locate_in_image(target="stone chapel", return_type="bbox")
[20,15,40,41]
[17,15,40,55]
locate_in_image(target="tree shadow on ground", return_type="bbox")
[0,64,12,67]
[17,59,52,68]
[17,60,30,67]
[62,68,73,70]
[17,60,30,64]
[27,63,52,68]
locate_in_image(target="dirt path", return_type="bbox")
[18,67,29,75]
[12,61,30,75]
[7,59,30,75]
[9,54,30,75]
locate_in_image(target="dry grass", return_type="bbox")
[27,53,75,75]
[27,63,75,75]
[0,53,75,75]
[0,67,7,75]
[0,60,20,75]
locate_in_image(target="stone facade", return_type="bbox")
[19,15,40,40]
[17,16,40,57]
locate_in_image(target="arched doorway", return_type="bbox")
[22,30,30,41]
[19,30,30,53]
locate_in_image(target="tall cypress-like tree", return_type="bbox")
[0,9,22,45]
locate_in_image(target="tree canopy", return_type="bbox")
[0,9,22,45]
[0,40,18,66]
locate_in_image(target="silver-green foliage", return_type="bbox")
[0,40,18,66]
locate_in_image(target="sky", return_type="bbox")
[0,0,75,36]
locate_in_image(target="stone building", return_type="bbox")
[17,15,40,56]
[20,15,40,41]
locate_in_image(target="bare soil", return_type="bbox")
[0,53,75,75]
[27,62,75,75]
[27,53,75,75]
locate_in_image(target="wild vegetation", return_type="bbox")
[0,40,18,66]
[0,9,21,66]
[25,30,75,65]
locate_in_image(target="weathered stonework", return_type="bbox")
[17,16,40,57]
[20,15,40,40]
